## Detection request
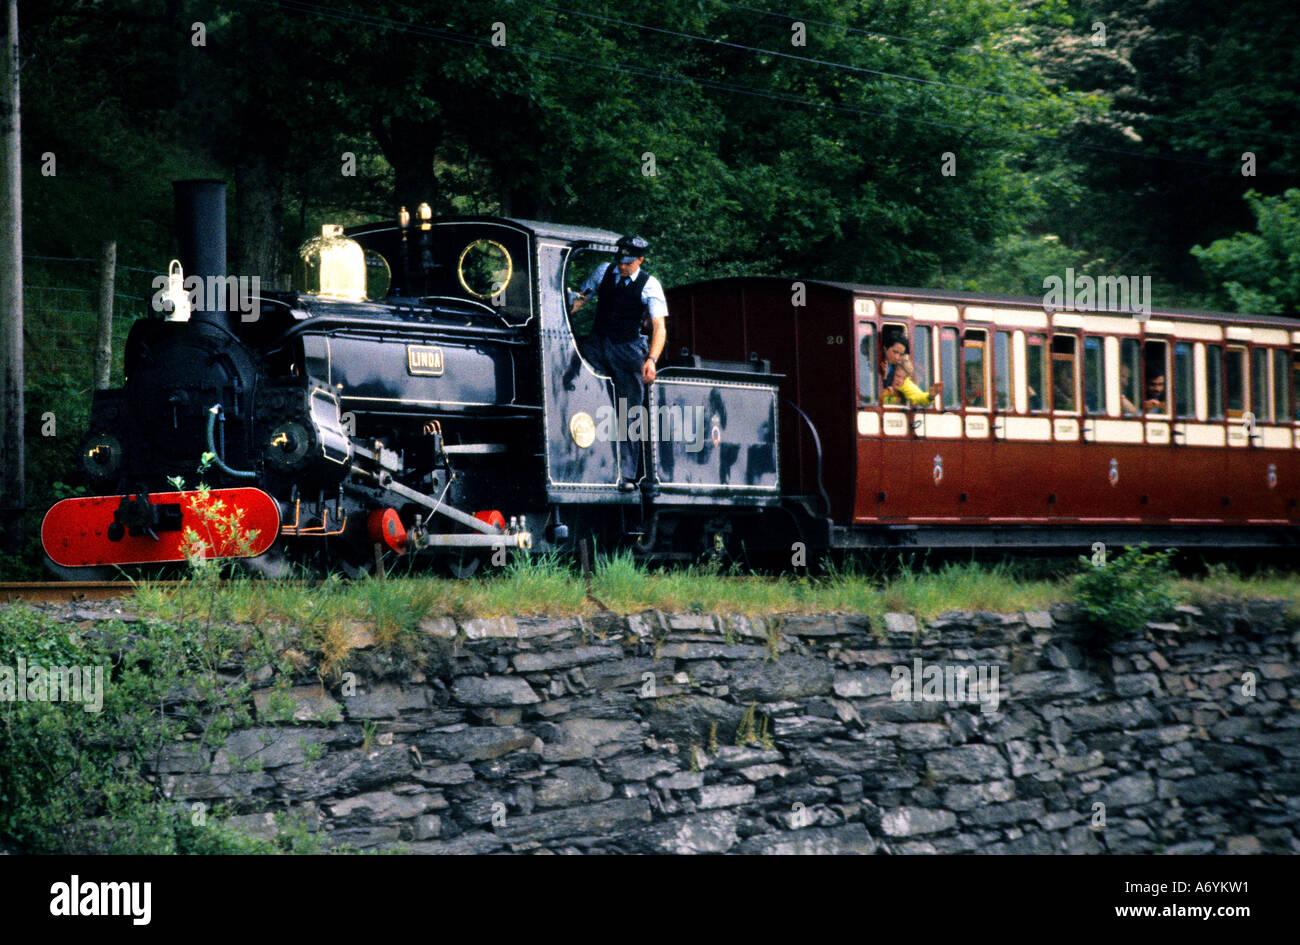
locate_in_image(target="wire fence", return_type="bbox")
[22,253,163,392]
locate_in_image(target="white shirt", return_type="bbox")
[579,262,668,320]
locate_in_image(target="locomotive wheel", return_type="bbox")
[337,557,375,580]
[445,550,486,579]
[237,548,296,581]
[696,517,736,570]
[43,555,120,583]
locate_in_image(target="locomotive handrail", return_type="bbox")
[271,313,530,345]
[781,398,833,518]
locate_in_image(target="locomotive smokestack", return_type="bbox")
[173,179,229,330]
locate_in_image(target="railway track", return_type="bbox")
[0,581,179,604]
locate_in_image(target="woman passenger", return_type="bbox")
[881,336,944,408]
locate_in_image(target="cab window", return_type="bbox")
[565,248,616,338]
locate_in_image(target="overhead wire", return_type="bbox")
[547,0,1298,146]
[713,0,1297,133]
[238,0,1286,173]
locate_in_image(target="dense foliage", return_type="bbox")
[1072,546,1177,645]
[1192,189,1300,315]
[0,604,324,853]
[25,0,1296,294]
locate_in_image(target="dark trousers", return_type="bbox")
[586,333,647,481]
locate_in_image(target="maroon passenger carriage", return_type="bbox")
[666,278,1300,552]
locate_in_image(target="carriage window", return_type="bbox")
[994,330,1012,410]
[1252,347,1270,422]
[1273,349,1290,424]
[857,321,877,406]
[880,322,911,407]
[1206,345,1224,420]
[1083,336,1104,415]
[962,329,987,408]
[913,325,932,391]
[1051,335,1077,412]
[1026,333,1047,413]
[1143,340,1169,415]
[1225,346,1246,418]
[1120,338,1141,416]
[1293,352,1300,422]
[1174,342,1194,419]
[940,328,959,409]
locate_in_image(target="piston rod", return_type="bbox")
[361,470,500,536]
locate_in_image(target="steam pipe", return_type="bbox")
[206,405,257,480]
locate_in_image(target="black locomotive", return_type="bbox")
[51,180,783,575]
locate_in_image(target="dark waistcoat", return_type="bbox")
[593,267,650,342]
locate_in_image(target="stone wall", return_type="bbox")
[152,602,1300,854]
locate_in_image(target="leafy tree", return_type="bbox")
[1021,0,1300,295]
[1192,188,1300,314]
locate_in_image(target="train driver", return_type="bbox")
[570,235,667,491]
[880,334,944,408]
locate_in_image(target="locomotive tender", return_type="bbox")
[42,180,1300,576]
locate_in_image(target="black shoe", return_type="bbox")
[617,478,637,493]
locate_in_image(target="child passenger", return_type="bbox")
[880,335,944,407]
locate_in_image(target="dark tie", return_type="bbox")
[619,277,629,288]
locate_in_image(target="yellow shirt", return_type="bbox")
[882,375,935,407]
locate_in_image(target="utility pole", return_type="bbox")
[95,241,116,390]
[0,0,22,555]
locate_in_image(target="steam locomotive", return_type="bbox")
[42,181,783,576]
[43,180,1300,578]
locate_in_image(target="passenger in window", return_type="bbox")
[1026,383,1041,411]
[1052,362,1075,411]
[964,362,985,407]
[1119,364,1139,416]
[880,335,944,407]
[1144,374,1167,412]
